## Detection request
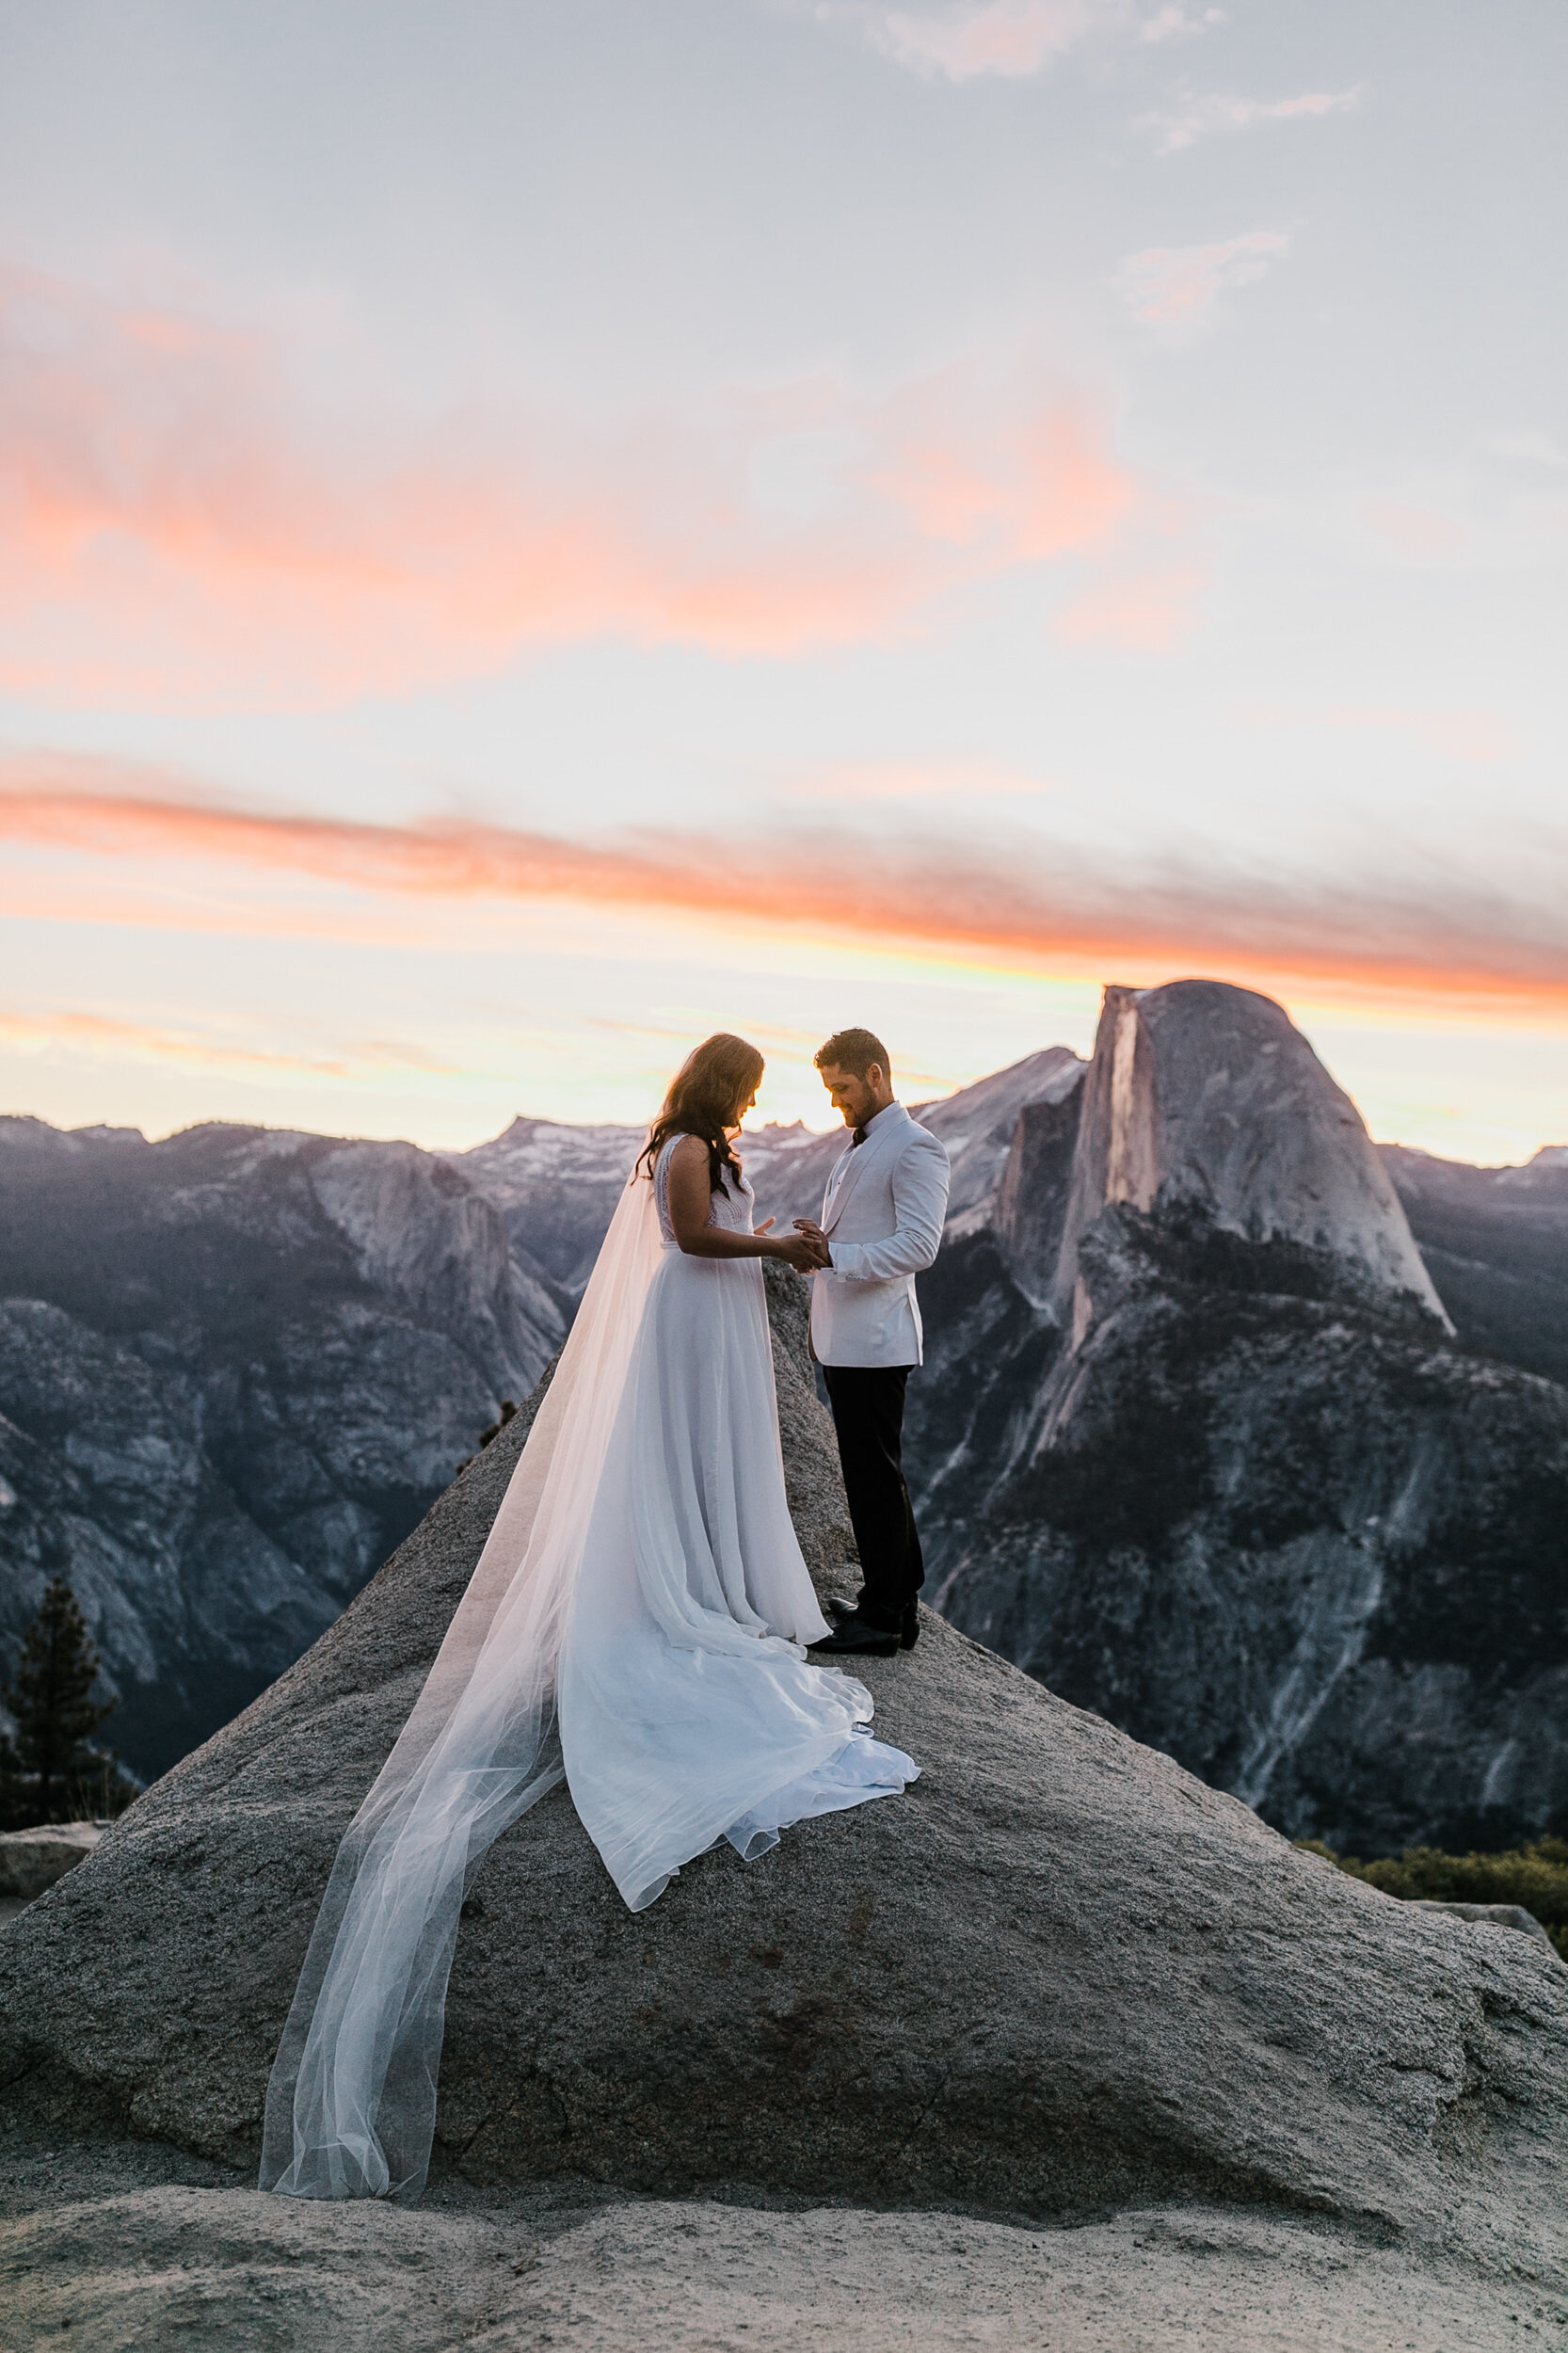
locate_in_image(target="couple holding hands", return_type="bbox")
[657,1024,950,1657]
[263,1024,949,2203]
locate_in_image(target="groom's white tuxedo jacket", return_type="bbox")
[809,1102,951,1369]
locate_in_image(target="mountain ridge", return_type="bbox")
[2,999,1563,1823]
[920,984,1568,1854]
[0,1115,562,1774]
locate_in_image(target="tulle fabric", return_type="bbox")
[259,1157,666,2201]
[260,1142,917,2203]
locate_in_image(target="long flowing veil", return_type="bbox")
[259,1158,664,2201]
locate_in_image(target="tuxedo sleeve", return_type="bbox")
[825,1134,950,1282]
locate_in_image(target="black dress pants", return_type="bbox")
[822,1364,924,1633]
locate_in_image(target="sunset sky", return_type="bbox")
[2,0,1564,1160]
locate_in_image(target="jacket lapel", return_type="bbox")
[822,1146,865,1236]
[821,1109,907,1235]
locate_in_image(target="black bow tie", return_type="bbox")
[851,1127,867,1147]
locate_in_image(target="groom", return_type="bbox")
[794,1029,951,1659]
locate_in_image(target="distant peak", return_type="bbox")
[1053,978,1448,1325]
[0,1113,149,1154]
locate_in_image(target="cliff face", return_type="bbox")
[1051,982,1447,1329]
[447,1116,645,1295]
[1382,1141,1568,1387]
[0,1118,563,1777]
[920,983,1568,1856]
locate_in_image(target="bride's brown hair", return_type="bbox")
[640,1032,765,1193]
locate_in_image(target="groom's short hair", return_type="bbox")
[814,1028,890,1080]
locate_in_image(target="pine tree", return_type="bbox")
[0,1730,26,1834]
[4,1577,118,1824]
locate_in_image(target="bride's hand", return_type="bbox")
[774,1231,829,1273]
[755,1218,776,1234]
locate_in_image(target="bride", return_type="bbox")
[260,1032,920,2202]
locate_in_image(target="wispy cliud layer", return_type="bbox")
[0,1005,458,1082]
[6,760,1565,1018]
[0,1008,350,1080]
[805,1,1220,82]
[856,0,1107,78]
[1115,232,1289,327]
[0,263,1142,705]
[1139,85,1363,153]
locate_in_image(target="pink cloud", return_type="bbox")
[0,263,1145,708]
[1137,5,1224,40]
[863,1,1101,79]
[0,1005,458,1080]
[1115,232,1288,325]
[1142,85,1362,153]
[811,1,1221,79]
[867,375,1135,552]
[1052,566,1205,649]
[0,1008,340,1077]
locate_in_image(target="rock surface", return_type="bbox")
[1412,1899,1564,1958]
[0,2152,1556,2352]
[0,1823,101,1900]
[0,1257,1564,2299]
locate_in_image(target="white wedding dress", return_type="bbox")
[260,1136,918,2202]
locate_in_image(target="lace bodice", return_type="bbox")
[653,1134,754,1249]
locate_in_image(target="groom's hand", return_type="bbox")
[792,1219,831,1271]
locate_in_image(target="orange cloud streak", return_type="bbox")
[4,760,1565,1019]
[0,1007,351,1078]
[0,1005,458,1080]
[0,263,1143,704]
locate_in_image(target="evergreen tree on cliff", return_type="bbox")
[3,1577,119,1825]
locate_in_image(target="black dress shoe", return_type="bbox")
[826,1595,919,1650]
[808,1609,899,1657]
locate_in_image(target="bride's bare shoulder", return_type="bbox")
[668,1131,709,1168]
